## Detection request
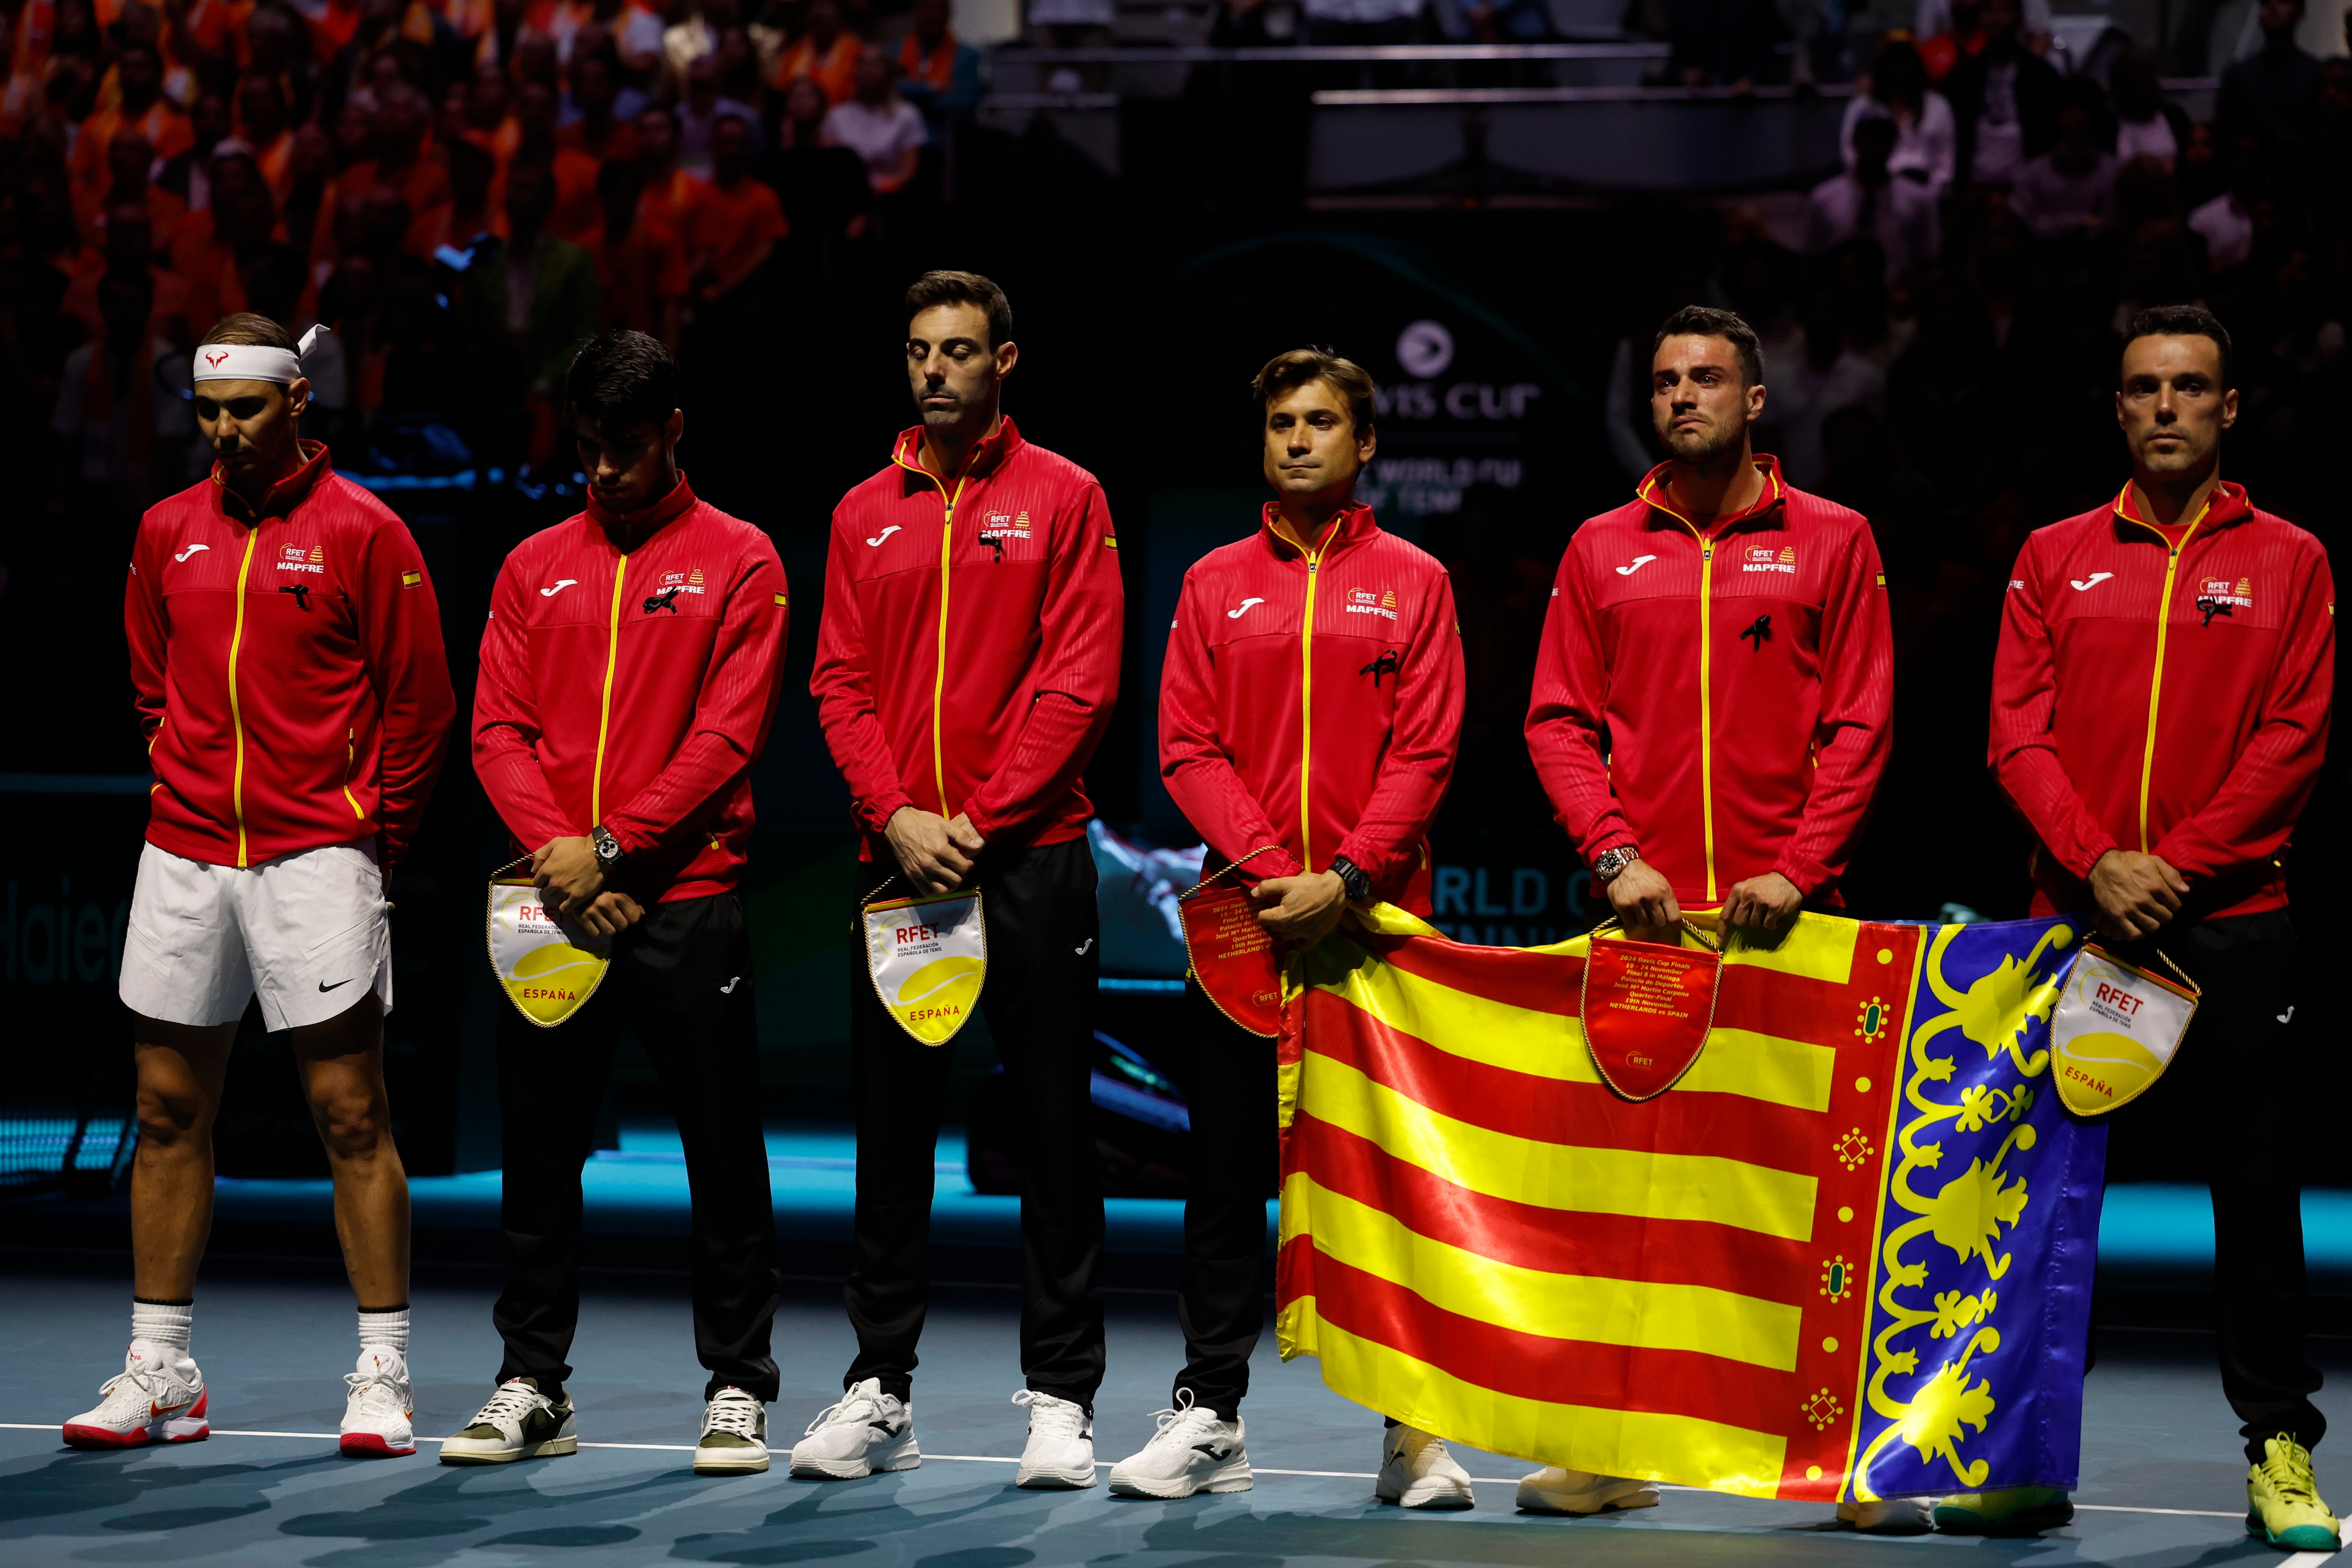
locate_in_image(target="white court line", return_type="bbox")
[0,1422,2309,1530]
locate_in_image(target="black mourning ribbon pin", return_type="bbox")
[1359,649,1401,686]
[1739,613,1772,648]
[278,583,311,611]
[643,586,683,615]
[2197,598,2234,628]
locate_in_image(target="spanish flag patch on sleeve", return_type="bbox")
[774,593,789,607]
[1104,535,1118,549]
[401,570,423,588]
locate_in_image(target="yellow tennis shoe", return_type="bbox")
[1933,1486,2073,1534]
[2247,1434,2340,1552]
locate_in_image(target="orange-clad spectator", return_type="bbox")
[49,261,198,512]
[90,4,196,117]
[281,121,339,253]
[633,102,706,234]
[443,0,498,40]
[466,58,523,161]
[340,84,451,228]
[821,47,924,194]
[550,0,661,72]
[682,111,779,304]
[179,0,257,65]
[234,73,298,196]
[554,52,635,159]
[167,145,285,326]
[75,127,189,251]
[70,45,191,196]
[511,76,600,239]
[772,0,857,104]
[309,0,367,58]
[62,201,194,346]
[413,132,503,251]
[584,158,685,346]
[896,0,978,120]
[3,0,60,133]
[155,86,230,209]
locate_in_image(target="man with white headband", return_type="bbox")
[66,313,455,1460]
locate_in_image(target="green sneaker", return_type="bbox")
[694,1386,770,1475]
[1933,1486,2074,1534]
[2247,1433,2340,1551]
[440,1377,578,1465]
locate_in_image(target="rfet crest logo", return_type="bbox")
[1345,587,1399,622]
[1742,545,1797,575]
[2199,576,2254,609]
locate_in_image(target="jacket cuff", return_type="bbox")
[1331,835,1400,890]
[1580,825,1640,863]
[855,789,917,838]
[1236,846,1304,883]
[2058,826,2121,882]
[1772,851,1831,901]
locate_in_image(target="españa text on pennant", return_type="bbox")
[1273,906,2107,1503]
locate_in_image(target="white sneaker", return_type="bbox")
[1839,1496,1934,1533]
[340,1346,417,1457]
[788,1377,920,1479]
[1517,1465,1661,1515]
[62,1341,209,1449]
[440,1377,578,1464]
[695,1386,770,1474]
[1106,1393,1253,1499]
[1376,1424,1475,1510]
[1012,1389,1097,1489]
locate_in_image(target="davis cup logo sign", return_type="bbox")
[863,890,986,1045]
[485,878,611,1027]
[2049,944,2199,1116]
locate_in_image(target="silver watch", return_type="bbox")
[1591,846,1641,883]
[591,824,625,870]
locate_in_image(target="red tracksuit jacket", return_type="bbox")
[1989,481,2334,923]
[1526,457,1893,905]
[126,443,455,870]
[473,475,790,901]
[1158,502,1463,913]
[811,419,1123,855]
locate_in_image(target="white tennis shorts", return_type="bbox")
[118,840,393,1032]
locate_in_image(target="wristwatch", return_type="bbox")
[591,824,625,871]
[1330,856,1373,903]
[1591,846,1641,884]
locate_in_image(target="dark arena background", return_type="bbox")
[3,0,2352,1560]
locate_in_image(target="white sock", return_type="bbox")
[131,1298,193,1358]
[358,1305,410,1358]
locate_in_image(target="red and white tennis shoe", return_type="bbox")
[62,1341,210,1449]
[340,1346,417,1457]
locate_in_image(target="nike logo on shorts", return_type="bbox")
[319,978,353,992]
[866,526,902,547]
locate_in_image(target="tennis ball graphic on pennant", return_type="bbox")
[2050,1031,2167,1109]
[2050,946,2198,1116]
[895,955,985,1044]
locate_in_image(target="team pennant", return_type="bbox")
[485,877,611,1027]
[864,890,987,1045]
[2049,944,2199,1116]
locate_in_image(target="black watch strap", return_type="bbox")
[1330,856,1372,903]
[591,825,624,868]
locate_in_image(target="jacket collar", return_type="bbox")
[1259,499,1379,560]
[2111,478,2253,537]
[1636,454,1788,533]
[585,468,698,539]
[892,415,1024,486]
[212,439,331,524]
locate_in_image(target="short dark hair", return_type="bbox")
[906,269,1013,350]
[565,330,680,432]
[1252,346,1377,436]
[2123,304,2233,389]
[1654,305,1764,387]
[201,311,296,350]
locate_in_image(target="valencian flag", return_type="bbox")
[1275,906,2107,1503]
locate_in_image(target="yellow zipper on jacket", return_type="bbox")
[1641,475,1724,903]
[342,726,363,819]
[2118,487,2212,852]
[591,554,628,822]
[1293,518,1342,869]
[895,445,970,816]
[225,529,259,866]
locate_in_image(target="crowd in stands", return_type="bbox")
[5,0,984,514]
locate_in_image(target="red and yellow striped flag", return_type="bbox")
[1276,905,1919,1500]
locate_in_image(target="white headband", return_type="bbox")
[193,325,329,385]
